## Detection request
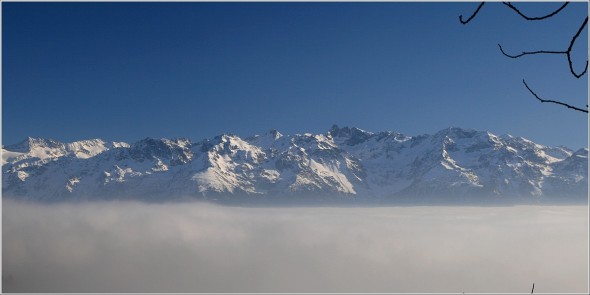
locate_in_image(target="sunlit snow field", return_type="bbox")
[2,199,588,293]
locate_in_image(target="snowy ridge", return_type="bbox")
[2,126,587,202]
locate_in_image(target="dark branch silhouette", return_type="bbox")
[459,2,485,24]
[503,2,570,21]
[498,44,566,58]
[497,16,588,79]
[523,80,588,113]
[459,3,587,113]
[566,17,588,78]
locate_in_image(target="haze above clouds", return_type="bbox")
[2,200,588,293]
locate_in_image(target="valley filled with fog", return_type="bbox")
[2,199,588,293]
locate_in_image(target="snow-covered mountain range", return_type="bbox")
[2,126,587,203]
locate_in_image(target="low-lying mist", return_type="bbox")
[2,199,588,293]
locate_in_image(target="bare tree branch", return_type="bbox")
[523,79,588,113]
[459,3,587,113]
[459,2,485,25]
[502,2,570,21]
[567,17,588,78]
[498,44,566,58]
[497,17,588,78]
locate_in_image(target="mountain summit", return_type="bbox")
[2,127,587,203]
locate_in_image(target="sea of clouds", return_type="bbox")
[2,199,588,293]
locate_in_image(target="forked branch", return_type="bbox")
[523,79,588,113]
[459,2,485,25]
[497,17,588,79]
[503,2,570,21]
[459,3,587,113]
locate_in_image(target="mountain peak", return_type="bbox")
[573,148,588,158]
[213,133,240,143]
[245,129,284,148]
[268,129,283,140]
[434,127,479,139]
[5,137,63,153]
[328,125,374,145]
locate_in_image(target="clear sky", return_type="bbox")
[2,2,588,149]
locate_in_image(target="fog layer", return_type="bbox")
[2,200,588,293]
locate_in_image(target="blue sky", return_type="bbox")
[2,2,588,148]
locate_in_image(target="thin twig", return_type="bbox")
[498,44,566,58]
[503,2,569,21]
[459,2,485,25]
[523,80,588,113]
[566,17,588,78]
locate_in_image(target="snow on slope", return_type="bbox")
[2,126,587,202]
